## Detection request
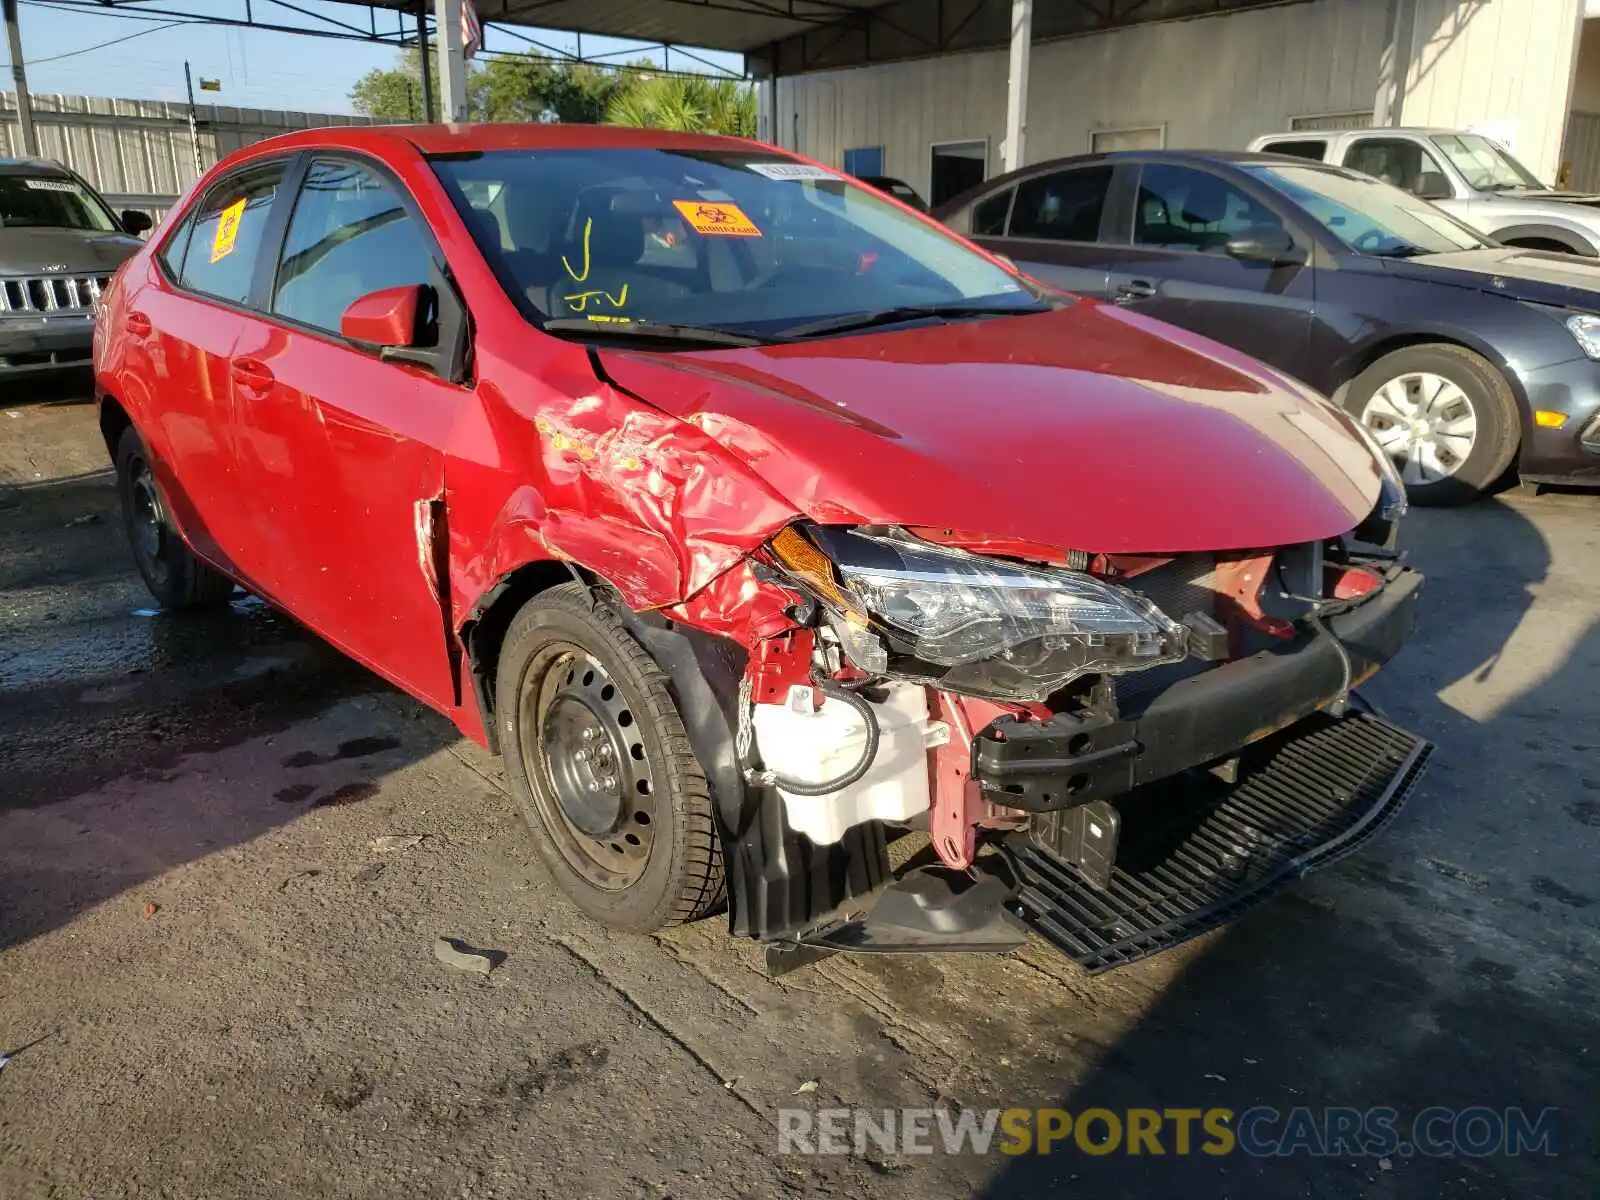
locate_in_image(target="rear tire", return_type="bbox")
[114,425,236,609]
[1343,344,1520,506]
[495,583,724,932]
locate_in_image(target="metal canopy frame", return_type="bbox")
[17,0,751,75]
[762,0,1311,75]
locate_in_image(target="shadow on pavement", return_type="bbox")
[980,495,1599,1198]
[0,462,453,953]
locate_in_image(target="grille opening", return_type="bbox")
[0,274,109,313]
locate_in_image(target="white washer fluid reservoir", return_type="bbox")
[751,680,945,845]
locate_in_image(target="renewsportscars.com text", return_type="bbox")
[777,1106,1558,1159]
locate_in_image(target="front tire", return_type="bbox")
[495,583,724,932]
[1344,344,1520,505]
[114,425,236,609]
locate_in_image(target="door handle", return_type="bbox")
[124,311,152,337]
[230,357,275,390]
[1114,280,1157,303]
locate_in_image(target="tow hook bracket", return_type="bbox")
[1033,800,1121,889]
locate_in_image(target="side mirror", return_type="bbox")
[1224,227,1300,264]
[120,209,153,237]
[1414,171,1452,201]
[340,284,423,349]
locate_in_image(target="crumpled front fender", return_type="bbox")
[449,372,803,646]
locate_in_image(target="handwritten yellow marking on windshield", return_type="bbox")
[561,217,593,282]
[563,284,629,313]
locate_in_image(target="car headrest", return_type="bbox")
[571,208,647,270]
[1179,183,1230,226]
[467,206,504,251]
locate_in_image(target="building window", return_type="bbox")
[1291,111,1373,132]
[1090,126,1165,153]
[843,147,885,178]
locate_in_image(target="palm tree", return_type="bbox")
[605,75,756,137]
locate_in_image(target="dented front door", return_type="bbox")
[228,156,461,707]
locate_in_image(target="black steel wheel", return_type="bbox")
[496,583,723,931]
[114,425,236,609]
[525,645,659,891]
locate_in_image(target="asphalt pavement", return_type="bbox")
[1,384,1595,1199]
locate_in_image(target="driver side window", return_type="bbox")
[1342,138,1448,197]
[271,158,434,337]
[1133,164,1286,254]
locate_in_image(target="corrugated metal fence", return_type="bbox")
[0,92,379,219]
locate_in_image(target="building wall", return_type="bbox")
[1390,0,1583,182]
[0,92,378,218]
[1569,18,1600,110]
[776,0,1582,197]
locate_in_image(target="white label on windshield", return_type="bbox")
[746,162,839,182]
[23,178,80,193]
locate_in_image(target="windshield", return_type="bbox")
[0,174,117,231]
[1245,164,1490,257]
[1431,133,1545,191]
[430,148,1037,342]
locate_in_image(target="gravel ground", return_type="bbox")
[1,387,1595,1198]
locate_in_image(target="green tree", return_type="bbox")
[604,75,756,137]
[348,50,495,122]
[349,51,432,121]
[538,60,629,123]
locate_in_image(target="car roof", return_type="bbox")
[975,148,1353,176]
[1256,127,1462,139]
[232,122,770,162]
[932,148,1358,215]
[0,156,70,175]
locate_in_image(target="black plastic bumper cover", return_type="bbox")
[1009,710,1432,972]
[973,567,1424,809]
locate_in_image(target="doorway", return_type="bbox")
[930,140,988,208]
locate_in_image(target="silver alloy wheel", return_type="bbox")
[1359,371,1479,484]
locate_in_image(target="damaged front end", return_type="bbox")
[665,512,1429,973]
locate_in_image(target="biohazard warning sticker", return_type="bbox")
[671,199,761,237]
[210,197,248,263]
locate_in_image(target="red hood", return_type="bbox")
[598,303,1381,554]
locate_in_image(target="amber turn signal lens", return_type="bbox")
[769,526,861,616]
[1534,410,1569,429]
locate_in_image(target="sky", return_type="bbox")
[1,1,745,115]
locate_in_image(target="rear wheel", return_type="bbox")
[114,425,236,609]
[495,583,723,932]
[1344,344,1520,505]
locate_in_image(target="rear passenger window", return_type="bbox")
[174,163,286,305]
[1009,166,1114,242]
[969,189,1014,236]
[1261,140,1327,161]
[271,159,434,336]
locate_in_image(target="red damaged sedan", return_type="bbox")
[94,125,1429,972]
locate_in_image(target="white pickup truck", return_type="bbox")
[1248,127,1600,256]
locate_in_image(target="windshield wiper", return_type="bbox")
[778,302,1049,340]
[1369,244,1431,259]
[539,318,769,348]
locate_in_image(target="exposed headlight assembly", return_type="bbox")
[770,525,1189,703]
[1566,313,1600,360]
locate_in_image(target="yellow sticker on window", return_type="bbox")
[210,197,247,263]
[671,200,761,238]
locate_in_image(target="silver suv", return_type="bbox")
[0,156,152,375]
[1248,128,1600,256]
